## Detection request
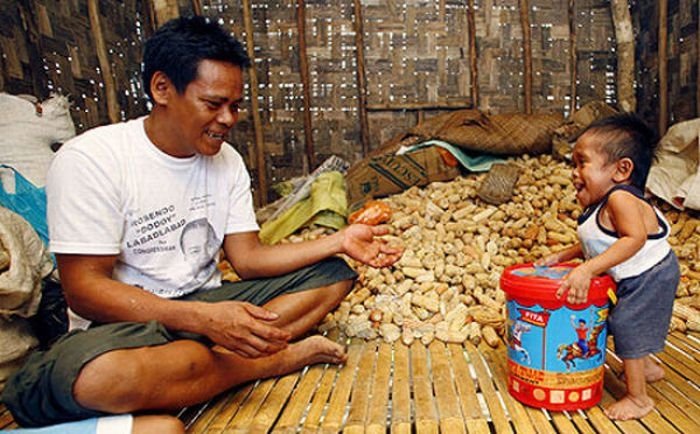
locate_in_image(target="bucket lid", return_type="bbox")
[500,263,615,309]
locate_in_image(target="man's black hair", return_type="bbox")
[581,113,658,190]
[142,15,250,100]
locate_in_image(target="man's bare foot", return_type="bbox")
[298,335,347,365]
[274,335,347,376]
[604,395,654,420]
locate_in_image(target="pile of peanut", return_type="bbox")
[286,154,700,346]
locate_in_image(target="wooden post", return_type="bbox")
[88,0,121,124]
[518,0,533,114]
[16,1,48,99]
[610,0,636,112]
[242,0,267,206]
[140,0,157,36]
[191,0,202,16]
[568,0,577,115]
[353,0,370,157]
[152,0,180,27]
[296,0,315,170]
[658,0,668,135]
[467,0,479,109]
[697,0,699,117]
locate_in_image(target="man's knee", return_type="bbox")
[73,349,148,413]
[324,279,353,306]
[133,415,184,434]
[329,278,353,295]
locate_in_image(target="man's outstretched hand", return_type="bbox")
[340,224,403,268]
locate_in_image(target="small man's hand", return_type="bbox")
[197,301,291,358]
[556,264,593,304]
[534,254,558,268]
[341,224,403,268]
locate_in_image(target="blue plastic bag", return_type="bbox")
[0,164,49,245]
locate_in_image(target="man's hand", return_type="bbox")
[340,224,403,268]
[556,263,593,304]
[196,301,291,358]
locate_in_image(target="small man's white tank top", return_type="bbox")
[577,185,671,281]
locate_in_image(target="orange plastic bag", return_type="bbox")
[348,200,392,225]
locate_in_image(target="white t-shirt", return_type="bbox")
[47,116,259,327]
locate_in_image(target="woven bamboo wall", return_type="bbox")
[634,0,699,132]
[4,1,690,203]
[0,0,154,131]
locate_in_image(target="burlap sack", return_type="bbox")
[0,206,54,317]
[551,101,618,160]
[404,109,563,155]
[478,163,522,205]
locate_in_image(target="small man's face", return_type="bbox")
[164,59,244,157]
[571,133,618,207]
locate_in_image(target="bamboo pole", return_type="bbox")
[658,0,668,135]
[518,0,533,114]
[568,0,578,115]
[88,0,121,124]
[241,0,267,206]
[353,0,370,157]
[191,0,202,16]
[366,101,472,111]
[610,0,636,112]
[296,0,315,170]
[467,0,479,109]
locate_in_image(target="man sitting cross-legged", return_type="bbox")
[1,16,402,433]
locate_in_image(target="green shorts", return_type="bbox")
[1,257,356,427]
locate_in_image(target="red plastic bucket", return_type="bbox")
[500,263,616,411]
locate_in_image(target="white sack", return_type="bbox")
[647,118,700,211]
[0,93,76,187]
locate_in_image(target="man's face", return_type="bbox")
[166,59,244,157]
[182,226,215,269]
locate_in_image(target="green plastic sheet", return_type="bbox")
[259,171,347,245]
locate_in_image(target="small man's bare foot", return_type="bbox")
[643,359,665,382]
[604,395,654,420]
[290,335,347,367]
[619,364,665,383]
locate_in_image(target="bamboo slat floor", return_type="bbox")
[1,332,698,433]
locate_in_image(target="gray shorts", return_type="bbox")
[1,257,356,427]
[608,251,679,359]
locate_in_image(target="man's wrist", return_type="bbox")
[161,299,207,335]
[329,228,346,256]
